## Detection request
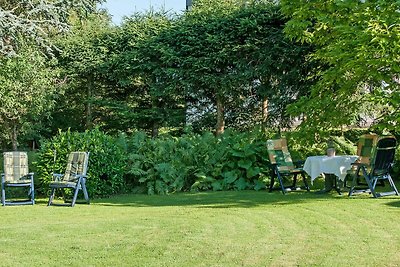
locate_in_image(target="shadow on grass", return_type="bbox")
[37,179,400,208]
[93,189,339,208]
[385,200,400,208]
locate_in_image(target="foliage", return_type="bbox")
[281,0,400,134]
[0,46,57,149]
[50,13,115,134]
[35,128,127,197]
[125,129,271,194]
[149,0,315,133]
[103,11,183,136]
[0,0,102,57]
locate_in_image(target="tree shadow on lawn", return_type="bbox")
[385,200,400,208]
[93,189,344,208]
[93,178,400,208]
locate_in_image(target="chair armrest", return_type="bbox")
[52,173,64,182]
[69,174,88,182]
[24,173,34,179]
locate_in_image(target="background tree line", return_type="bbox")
[1,0,399,150]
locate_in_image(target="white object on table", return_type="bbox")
[303,155,359,183]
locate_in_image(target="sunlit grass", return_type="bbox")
[0,188,399,266]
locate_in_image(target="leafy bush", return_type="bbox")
[126,129,271,194]
[35,128,127,197]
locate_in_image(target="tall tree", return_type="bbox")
[102,11,183,137]
[150,0,314,134]
[0,46,57,149]
[52,13,114,133]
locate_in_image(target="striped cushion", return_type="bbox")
[356,134,379,165]
[3,152,30,183]
[266,139,295,172]
[63,152,89,182]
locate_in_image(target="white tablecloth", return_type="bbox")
[303,155,359,183]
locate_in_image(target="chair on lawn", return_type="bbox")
[345,134,380,188]
[48,152,90,207]
[1,151,35,206]
[266,138,310,194]
[348,136,399,198]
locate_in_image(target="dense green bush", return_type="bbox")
[126,129,271,194]
[35,128,127,197]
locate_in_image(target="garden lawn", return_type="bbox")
[0,190,400,267]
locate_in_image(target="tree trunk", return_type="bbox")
[85,76,93,130]
[11,123,18,151]
[151,121,159,138]
[215,94,225,135]
[262,97,268,130]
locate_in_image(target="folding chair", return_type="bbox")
[48,152,90,207]
[348,136,399,198]
[346,134,379,187]
[1,152,35,206]
[266,138,310,194]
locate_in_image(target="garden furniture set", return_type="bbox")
[266,134,399,198]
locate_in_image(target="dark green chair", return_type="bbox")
[1,151,34,206]
[48,152,90,207]
[266,138,309,194]
[349,136,399,198]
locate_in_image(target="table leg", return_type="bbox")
[326,174,341,195]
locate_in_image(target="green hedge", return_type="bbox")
[125,129,271,194]
[35,128,127,197]
[33,127,399,197]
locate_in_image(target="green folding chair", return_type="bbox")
[345,134,379,188]
[48,152,90,207]
[1,152,35,206]
[349,136,399,198]
[266,138,309,194]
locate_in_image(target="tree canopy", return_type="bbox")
[281,0,400,133]
[0,0,101,57]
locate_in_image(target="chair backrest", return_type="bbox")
[3,152,29,182]
[370,136,397,176]
[63,152,89,182]
[266,139,295,172]
[356,134,379,165]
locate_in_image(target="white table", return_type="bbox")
[303,155,359,184]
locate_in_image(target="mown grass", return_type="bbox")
[1,187,400,267]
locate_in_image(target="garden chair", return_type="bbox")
[266,138,310,194]
[345,134,380,188]
[1,151,35,206]
[48,152,90,207]
[348,136,399,198]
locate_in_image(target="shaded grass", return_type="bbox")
[0,189,400,267]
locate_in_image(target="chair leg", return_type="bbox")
[30,180,35,205]
[276,173,286,194]
[1,183,5,206]
[386,174,399,196]
[71,180,81,207]
[48,187,56,206]
[81,179,90,204]
[364,174,377,198]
